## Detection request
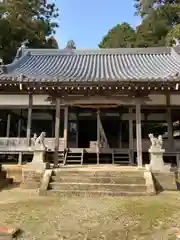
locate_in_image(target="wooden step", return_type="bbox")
[67,156,82,158]
[66,160,82,163]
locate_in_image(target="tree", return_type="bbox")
[135,0,180,16]
[0,0,59,63]
[135,8,171,47]
[99,23,136,48]
[135,0,180,45]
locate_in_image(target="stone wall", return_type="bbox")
[0,165,13,190]
[152,171,180,192]
[21,167,44,189]
[4,165,23,183]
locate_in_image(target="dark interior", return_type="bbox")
[78,119,97,148]
[78,116,127,148]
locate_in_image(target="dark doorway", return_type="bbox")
[78,119,97,148]
[78,117,122,148]
[101,118,120,148]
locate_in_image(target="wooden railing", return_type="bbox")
[0,137,65,151]
[1,137,180,152]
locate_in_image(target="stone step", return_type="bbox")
[53,170,144,178]
[49,182,147,192]
[41,189,149,197]
[51,175,145,184]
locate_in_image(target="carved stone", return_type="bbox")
[21,132,47,189]
[146,134,171,172]
[29,132,47,170]
[33,132,46,151]
[15,39,29,59]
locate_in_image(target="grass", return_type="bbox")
[0,189,180,239]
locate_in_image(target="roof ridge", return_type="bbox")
[24,46,171,56]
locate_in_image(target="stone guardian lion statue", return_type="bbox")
[148,133,163,150]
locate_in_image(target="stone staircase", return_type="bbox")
[43,168,150,196]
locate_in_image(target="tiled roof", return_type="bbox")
[1,47,180,82]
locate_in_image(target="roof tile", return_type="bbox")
[1,47,180,82]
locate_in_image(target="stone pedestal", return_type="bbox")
[21,149,46,189]
[146,148,171,172]
[29,149,46,171]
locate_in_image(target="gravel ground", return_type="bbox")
[0,187,180,239]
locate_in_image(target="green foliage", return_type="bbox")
[99,23,136,48]
[166,24,180,45]
[99,1,180,48]
[135,0,180,46]
[0,0,59,63]
[135,8,171,47]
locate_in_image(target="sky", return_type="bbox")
[49,0,140,49]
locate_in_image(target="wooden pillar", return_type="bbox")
[135,101,143,167]
[6,113,11,137]
[166,95,173,150]
[26,94,32,146]
[119,121,122,148]
[18,152,23,165]
[76,110,79,148]
[129,107,134,164]
[17,118,21,137]
[97,109,100,164]
[63,106,68,149]
[54,98,60,167]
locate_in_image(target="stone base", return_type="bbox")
[145,163,171,173]
[152,172,179,191]
[0,227,20,240]
[21,167,44,189]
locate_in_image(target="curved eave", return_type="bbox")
[1,46,180,83]
[0,74,180,83]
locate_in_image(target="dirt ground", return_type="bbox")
[0,186,180,239]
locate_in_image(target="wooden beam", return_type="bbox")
[54,97,61,167]
[135,101,143,167]
[26,94,32,146]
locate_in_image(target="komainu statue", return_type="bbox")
[31,133,37,146]
[34,132,46,150]
[148,133,163,150]
[146,133,171,172]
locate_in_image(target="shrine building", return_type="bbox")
[0,45,180,166]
